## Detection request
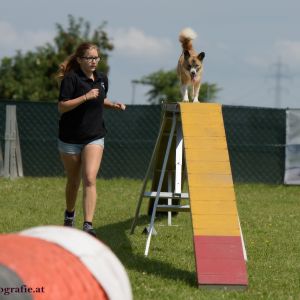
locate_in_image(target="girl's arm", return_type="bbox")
[58,89,99,114]
[104,98,126,110]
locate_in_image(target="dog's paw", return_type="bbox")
[193,99,199,103]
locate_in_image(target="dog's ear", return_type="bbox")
[198,52,205,61]
[184,50,190,60]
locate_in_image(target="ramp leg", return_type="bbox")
[130,113,168,234]
[167,171,172,226]
[175,121,183,194]
[145,113,177,256]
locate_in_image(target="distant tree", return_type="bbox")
[0,15,114,101]
[136,69,221,104]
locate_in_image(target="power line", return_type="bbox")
[268,57,291,108]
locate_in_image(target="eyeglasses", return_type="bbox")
[81,56,101,63]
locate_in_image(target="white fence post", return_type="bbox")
[3,105,23,179]
[0,142,3,176]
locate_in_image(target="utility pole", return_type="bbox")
[269,57,290,108]
[131,80,139,105]
[274,57,283,108]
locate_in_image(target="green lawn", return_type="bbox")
[0,178,300,299]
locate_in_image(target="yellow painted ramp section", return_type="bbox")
[179,103,240,237]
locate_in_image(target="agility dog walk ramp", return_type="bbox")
[131,102,248,289]
[180,103,248,288]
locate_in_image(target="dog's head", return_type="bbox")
[183,51,205,82]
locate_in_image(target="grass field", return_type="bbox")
[0,177,300,299]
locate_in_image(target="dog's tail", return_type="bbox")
[179,27,197,51]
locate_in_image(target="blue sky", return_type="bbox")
[0,0,300,107]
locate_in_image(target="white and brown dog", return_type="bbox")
[177,28,205,102]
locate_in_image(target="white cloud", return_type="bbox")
[275,40,300,65]
[110,27,173,58]
[245,39,300,70]
[0,23,174,62]
[0,21,54,57]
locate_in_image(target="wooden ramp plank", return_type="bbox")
[186,162,232,174]
[189,186,236,201]
[179,102,248,288]
[190,200,238,215]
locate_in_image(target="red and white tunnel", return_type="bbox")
[0,226,132,300]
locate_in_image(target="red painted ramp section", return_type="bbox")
[194,236,248,286]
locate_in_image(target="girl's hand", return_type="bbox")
[114,102,126,111]
[86,89,100,100]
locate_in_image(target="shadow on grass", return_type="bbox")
[96,216,196,287]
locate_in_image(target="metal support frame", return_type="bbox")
[130,103,191,256]
[175,121,183,194]
[167,171,172,226]
[130,110,169,234]
[144,112,177,256]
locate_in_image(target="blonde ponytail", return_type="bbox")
[56,54,79,84]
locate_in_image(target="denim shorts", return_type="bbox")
[58,138,104,155]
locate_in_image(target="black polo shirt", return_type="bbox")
[58,68,108,144]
